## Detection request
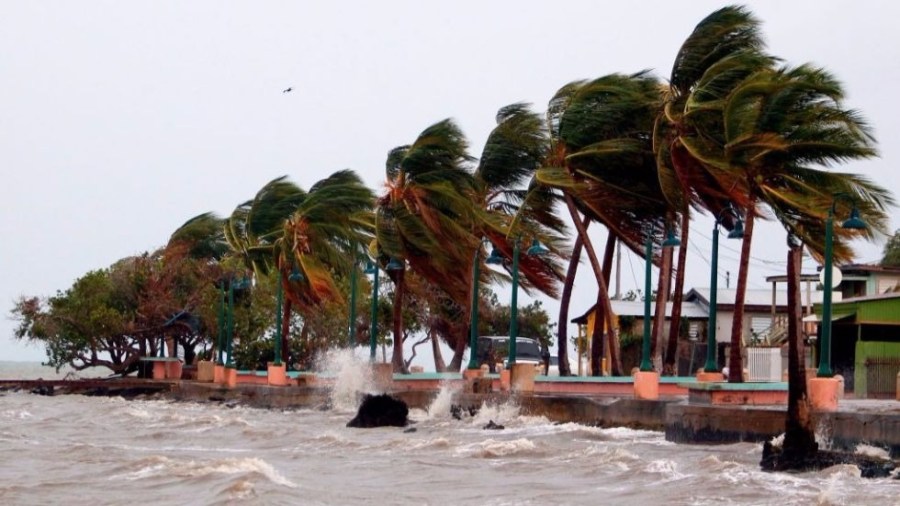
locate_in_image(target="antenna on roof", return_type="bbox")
[726,271,731,289]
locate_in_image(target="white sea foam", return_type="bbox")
[460,437,538,458]
[425,383,459,419]
[111,455,297,488]
[318,348,374,411]
[854,443,890,460]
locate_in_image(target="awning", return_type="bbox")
[802,312,855,323]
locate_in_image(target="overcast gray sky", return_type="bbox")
[2,1,898,363]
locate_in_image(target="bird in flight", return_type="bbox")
[283,87,293,93]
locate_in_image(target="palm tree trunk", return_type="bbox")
[564,195,622,375]
[430,328,447,372]
[782,238,817,459]
[651,242,673,371]
[448,329,467,372]
[664,214,690,375]
[557,217,589,376]
[391,270,407,373]
[728,200,756,383]
[591,234,616,375]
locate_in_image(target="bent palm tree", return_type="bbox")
[375,119,478,372]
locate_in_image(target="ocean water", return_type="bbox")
[1,359,898,506]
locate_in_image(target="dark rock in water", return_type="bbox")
[31,385,54,396]
[450,404,479,420]
[483,420,505,430]
[762,441,896,478]
[347,394,408,428]
[403,427,417,433]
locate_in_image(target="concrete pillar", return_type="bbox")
[463,368,484,380]
[267,363,288,386]
[807,377,840,411]
[197,360,215,382]
[165,360,183,380]
[696,371,725,382]
[214,364,226,384]
[224,367,237,388]
[510,363,536,393]
[634,371,659,400]
[152,361,167,380]
[372,363,393,391]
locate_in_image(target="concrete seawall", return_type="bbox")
[169,382,900,457]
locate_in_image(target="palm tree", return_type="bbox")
[471,103,568,369]
[537,72,671,375]
[684,64,889,382]
[375,119,478,372]
[655,5,774,374]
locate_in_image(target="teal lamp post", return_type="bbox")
[273,278,283,367]
[704,208,744,373]
[640,228,680,372]
[818,196,866,377]
[364,261,380,362]
[348,262,358,348]
[487,238,549,368]
[216,283,226,365]
[467,247,483,370]
[225,280,236,368]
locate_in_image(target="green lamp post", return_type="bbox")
[348,262,358,348]
[273,278,283,367]
[215,284,225,365]
[640,228,680,372]
[704,208,744,373]
[818,196,866,377]
[364,261,380,362]
[467,247,483,370]
[225,280,235,369]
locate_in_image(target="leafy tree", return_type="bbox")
[881,229,900,267]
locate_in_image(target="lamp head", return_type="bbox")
[385,257,405,271]
[727,218,745,239]
[662,229,681,247]
[526,238,550,256]
[485,246,504,265]
[363,261,378,275]
[288,267,304,282]
[841,207,867,230]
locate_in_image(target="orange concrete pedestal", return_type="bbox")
[897,372,900,401]
[267,363,288,386]
[165,360,183,380]
[633,371,659,400]
[214,364,226,384]
[197,361,215,382]
[499,369,511,391]
[372,363,394,391]
[510,363,536,393]
[224,367,238,388]
[696,371,725,382]
[152,361,167,380]
[463,368,484,380]
[808,377,840,412]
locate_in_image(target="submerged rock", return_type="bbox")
[347,394,409,428]
[483,420,505,430]
[762,441,897,478]
[450,404,479,420]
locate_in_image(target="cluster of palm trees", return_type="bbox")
[170,6,892,377]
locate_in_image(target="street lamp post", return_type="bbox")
[364,261,380,362]
[466,247,482,370]
[348,263,358,348]
[818,197,866,377]
[216,284,225,365]
[273,278,283,367]
[225,280,235,369]
[704,208,744,373]
[640,227,680,372]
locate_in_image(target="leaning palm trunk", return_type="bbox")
[430,328,447,372]
[391,270,407,373]
[664,215,690,375]
[782,238,817,459]
[728,201,757,382]
[564,196,622,375]
[651,244,673,370]
[592,235,616,375]
[557,217,589,376]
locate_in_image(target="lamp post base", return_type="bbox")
[267,363,288,386]
[224,367,237,388]
[372,363,393,392]
[214,364,226,384]
[808,377,840,411]
[696,371,725,382]
[510,363,536,393]
[634,371,659,400]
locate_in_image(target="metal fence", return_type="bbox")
[864,357,900,399]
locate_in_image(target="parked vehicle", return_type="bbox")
[475,336,553,375]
